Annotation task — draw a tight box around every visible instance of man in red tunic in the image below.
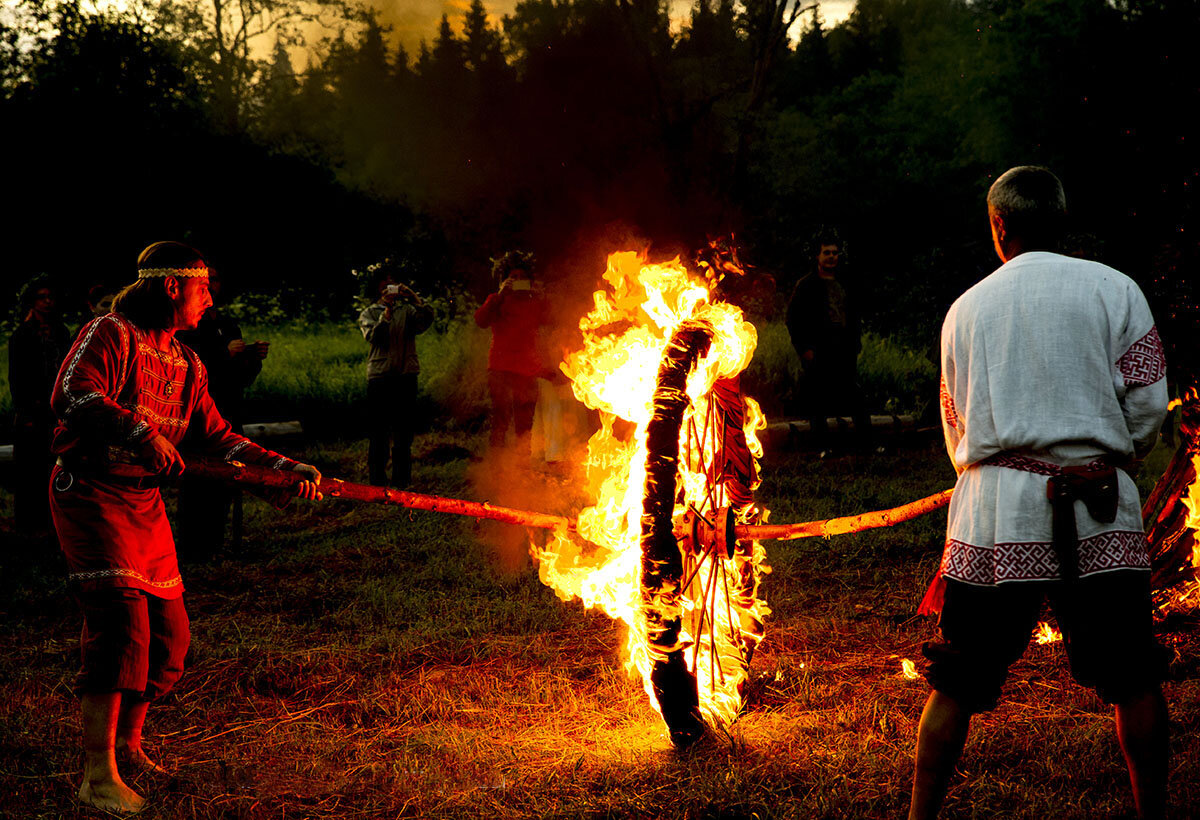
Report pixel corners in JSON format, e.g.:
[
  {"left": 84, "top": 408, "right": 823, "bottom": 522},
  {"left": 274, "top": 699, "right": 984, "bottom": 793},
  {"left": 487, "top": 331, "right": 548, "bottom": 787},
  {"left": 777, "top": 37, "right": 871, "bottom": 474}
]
[{"left": 49, "top": 241, "right": 322, "bottom": 814}]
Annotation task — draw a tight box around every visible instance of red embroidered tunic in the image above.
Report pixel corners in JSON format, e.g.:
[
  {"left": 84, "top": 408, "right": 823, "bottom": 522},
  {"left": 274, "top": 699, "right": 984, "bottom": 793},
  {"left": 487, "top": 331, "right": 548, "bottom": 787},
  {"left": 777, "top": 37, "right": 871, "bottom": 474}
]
[{"left": 49, "top": 313, "right": 295, "bottom": 598}]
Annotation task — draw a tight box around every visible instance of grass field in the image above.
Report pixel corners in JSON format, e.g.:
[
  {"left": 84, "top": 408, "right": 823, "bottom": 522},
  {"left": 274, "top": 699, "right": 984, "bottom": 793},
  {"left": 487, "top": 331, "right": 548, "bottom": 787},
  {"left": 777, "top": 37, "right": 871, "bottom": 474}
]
[{"left": 2, "top": 430, "right": 1198, "bottom": 819}]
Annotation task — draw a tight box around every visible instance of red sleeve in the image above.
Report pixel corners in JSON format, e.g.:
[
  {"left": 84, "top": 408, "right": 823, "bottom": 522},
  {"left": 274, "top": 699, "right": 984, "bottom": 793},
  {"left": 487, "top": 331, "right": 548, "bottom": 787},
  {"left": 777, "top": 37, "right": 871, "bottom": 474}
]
[
  {"left": 474, "top": 292, "right": 504, "bottom": 328},
  {"left": 51, "top": 315, "right": 157, "bottom": 445},
  {"left": 185, "top": 349, "right": 296, "bottom": 471}
]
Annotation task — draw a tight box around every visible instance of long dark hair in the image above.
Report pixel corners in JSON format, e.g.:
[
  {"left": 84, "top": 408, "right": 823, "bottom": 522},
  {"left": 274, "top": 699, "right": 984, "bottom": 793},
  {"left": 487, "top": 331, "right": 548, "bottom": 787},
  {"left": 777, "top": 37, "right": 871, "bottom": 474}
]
[{"left": 111, "top": 241, "right": 206, "bottom": 329}]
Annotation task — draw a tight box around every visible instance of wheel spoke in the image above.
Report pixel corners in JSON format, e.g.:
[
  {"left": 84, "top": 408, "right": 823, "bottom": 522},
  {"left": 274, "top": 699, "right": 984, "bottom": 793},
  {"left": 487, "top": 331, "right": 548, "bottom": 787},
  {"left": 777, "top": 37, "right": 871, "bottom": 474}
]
[
  {"left": 693, "top": 540, "right": 724, "bottom": 680},
  {"left": 708, "top": 556, "right": 725, "bottom": 686},
  {"left": 721, "top": 554, "right": 746, "bottom": 666},
  {"left": 678, "top": 535, "right": 719, "bottom": 597}
]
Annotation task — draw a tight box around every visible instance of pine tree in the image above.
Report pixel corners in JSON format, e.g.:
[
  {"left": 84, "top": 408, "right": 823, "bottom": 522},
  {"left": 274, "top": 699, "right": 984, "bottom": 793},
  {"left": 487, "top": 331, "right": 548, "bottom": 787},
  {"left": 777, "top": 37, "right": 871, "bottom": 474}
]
[{"left": 462, "top": 0, "right": 502, "bottom": 72}]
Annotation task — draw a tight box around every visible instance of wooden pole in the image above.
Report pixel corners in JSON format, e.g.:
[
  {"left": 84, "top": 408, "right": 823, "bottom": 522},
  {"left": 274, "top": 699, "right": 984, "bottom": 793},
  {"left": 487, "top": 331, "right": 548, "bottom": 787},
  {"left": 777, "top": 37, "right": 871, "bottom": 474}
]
[
  {"left": 182, "top": 459, "right": 573, "bottom": 531},
  {"left": 183, "top": 460, "right": 953, "bottom": 543},
  {"left": 736, "top": 488, "right": 954, "bottom": 541}
]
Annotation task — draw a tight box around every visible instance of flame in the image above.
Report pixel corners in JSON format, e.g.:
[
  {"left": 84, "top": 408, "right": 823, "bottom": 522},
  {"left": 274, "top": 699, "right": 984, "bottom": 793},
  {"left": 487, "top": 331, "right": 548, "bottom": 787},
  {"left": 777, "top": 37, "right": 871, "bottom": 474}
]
[
  {"left": 900, "top": 658, "right": 920, "bottom": 680},
  {"left": 533, "top": 251, "right": 770, "bottom": 733},
  {"left": 1186, "top": 456, "right": 1200, "bottom": 581},
  {"left": 1174, "top": 387, "right": 1200, "bottom": 598},
  {"left": 1033, "top": 621, "right": 1062, "bottom": 645}
]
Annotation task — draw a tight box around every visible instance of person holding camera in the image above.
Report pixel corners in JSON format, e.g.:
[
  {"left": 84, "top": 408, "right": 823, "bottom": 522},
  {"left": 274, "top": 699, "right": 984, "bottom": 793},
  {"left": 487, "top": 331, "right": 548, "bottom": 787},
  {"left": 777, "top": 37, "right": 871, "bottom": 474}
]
[
  {"left": 359, "top": 266, "right": 433, "bottom": 488},
  {"left": 474, "top": 250, "right": 547, "bottom": 456}
]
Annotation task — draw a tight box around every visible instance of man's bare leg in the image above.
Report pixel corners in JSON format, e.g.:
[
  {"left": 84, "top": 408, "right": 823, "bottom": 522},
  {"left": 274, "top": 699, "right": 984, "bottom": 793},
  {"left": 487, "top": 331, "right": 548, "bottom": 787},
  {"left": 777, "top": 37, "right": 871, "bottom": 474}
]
[
  {"left": 1116, "top": 686, "right": 1169, "bottom": 820},
  {"left": 79, "top": 691, "right": 144, "bottom": 813},
  {"left": 116, "top": 697, "right": 166, "bottom": 774},
  {"left": 909, "top": 690, "right": 971, "bottom": 820}
]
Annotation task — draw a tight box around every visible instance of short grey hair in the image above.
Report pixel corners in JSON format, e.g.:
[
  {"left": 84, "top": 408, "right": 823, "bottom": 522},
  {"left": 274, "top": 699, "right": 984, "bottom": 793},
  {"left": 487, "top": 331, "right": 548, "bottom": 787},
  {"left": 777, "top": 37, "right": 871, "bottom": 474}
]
[{"left": 987, "top": 166, "right": 1067, "bottom": 244}]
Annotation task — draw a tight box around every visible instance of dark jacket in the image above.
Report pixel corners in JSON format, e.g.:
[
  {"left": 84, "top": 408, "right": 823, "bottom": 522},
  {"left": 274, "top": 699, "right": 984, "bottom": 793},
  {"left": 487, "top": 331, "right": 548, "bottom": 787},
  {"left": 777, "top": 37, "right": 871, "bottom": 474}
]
[{"left": 786, "top": 272, "right": 862, "bottom": 360}]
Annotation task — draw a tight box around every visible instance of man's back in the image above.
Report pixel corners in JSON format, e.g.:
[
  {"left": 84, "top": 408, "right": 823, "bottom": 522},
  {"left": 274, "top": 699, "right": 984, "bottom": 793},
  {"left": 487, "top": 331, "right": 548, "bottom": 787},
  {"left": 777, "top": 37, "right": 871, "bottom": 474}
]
[{"left": 942, "top": 251, "right": 1164, "bottom": 469}]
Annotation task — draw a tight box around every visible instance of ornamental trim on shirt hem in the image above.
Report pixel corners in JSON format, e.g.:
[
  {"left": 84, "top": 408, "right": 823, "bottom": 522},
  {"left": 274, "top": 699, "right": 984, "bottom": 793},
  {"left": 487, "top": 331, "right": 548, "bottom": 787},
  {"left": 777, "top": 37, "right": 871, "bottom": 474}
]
[
  {"left": 69, "top": 568, "right": 183, "bottom": 589},
  {"left": 941, "top": 530, "right": 1149, "bottom": 584}
]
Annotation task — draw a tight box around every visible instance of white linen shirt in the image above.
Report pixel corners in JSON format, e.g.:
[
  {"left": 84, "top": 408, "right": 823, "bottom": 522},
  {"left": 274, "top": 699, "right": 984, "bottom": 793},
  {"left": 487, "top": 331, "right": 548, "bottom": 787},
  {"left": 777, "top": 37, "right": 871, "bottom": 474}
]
[{"left": 939, "top": 251, "right": 1168, "bottom": 585}]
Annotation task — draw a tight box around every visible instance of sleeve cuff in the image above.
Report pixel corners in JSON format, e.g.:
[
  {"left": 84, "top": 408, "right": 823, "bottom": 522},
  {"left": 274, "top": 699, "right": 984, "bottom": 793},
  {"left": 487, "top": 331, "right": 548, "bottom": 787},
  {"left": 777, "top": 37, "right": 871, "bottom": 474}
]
[{"left": 128, "top": 421, "right": 157, "bottom": 444}]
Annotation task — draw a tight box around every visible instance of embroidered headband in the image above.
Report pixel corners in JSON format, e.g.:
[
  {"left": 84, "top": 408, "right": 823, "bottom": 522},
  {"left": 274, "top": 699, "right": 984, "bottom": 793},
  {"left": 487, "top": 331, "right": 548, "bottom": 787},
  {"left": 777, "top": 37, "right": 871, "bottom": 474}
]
[{"left": 137, "top": 267, "right": 209, "bottom": 279}]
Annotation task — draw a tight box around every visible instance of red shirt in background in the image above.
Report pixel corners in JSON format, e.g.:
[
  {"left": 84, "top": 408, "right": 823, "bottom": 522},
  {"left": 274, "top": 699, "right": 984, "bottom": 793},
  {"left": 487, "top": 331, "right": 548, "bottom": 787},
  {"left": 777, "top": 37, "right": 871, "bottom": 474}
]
[{"left": 474, "top": 289, "right": 547, "bottom": 377}]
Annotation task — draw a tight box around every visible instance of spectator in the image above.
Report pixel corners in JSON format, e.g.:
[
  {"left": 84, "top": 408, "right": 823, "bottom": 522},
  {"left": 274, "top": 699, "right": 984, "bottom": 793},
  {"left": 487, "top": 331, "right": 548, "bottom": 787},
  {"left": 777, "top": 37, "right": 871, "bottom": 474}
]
[
  {"left": 785, "top": 231, "right": 873, "bottom": 454},
  {"left": 358, "top": 264, "right": 433, "bottom": 488},
  {"left": 8, "top": 275, "right": 72, "bottom": 533},
  {"left": 175, "top": 266, "right": 268, "bottom": 561},
  {"left": 474, "top": 251, "right": 547, "bottom": 456}
]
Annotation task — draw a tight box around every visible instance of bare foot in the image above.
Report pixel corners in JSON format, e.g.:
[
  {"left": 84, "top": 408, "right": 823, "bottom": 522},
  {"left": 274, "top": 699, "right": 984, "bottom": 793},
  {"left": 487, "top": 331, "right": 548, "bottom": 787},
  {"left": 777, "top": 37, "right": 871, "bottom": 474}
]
[
  {"left": 116, "top": 740, "right": 167, "bottom": 774},
  {"left": 78, "top": 776, "right": 145, "bottom": 814}
]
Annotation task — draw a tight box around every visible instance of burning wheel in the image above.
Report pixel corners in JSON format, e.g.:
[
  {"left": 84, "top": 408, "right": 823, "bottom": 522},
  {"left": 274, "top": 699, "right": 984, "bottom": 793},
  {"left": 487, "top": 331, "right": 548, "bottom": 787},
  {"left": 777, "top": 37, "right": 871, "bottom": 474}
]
[{"left": 640, "top": 322, "right": 768, "bottom": 747}]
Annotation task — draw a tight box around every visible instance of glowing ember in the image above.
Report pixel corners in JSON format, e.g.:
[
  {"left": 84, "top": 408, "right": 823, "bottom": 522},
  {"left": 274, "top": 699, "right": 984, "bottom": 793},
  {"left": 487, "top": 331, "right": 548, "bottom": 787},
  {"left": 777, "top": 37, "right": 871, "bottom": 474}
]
[
  {"left": 533, "top": 251, "right": 769, "bottom": 734},
  {"left": 900, "top": 658, "right": 920, "bottom": 680},
  {"left": 1033, "top": 621, "right": 1062, "bottom": 645}
]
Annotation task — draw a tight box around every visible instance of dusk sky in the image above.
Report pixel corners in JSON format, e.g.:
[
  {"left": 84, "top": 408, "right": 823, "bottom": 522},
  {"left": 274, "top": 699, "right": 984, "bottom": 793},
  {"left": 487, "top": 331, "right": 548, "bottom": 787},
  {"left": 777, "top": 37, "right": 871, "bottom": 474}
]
[
  {"left": 371, "top": 0, "right": 857, "bottom": 55},
  {"left": 57, "top": 1, "right": 859, "bottom": 61}
]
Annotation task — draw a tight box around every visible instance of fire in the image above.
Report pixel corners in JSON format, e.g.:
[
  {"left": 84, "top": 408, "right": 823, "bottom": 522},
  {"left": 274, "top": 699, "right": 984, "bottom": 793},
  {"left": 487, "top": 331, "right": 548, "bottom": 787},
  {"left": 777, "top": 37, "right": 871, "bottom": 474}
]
[
  {"left": 900, "top": 658, "right": 920, "bottom": 680},
  {"left": 1186, "top": 459, "right": 1200, "bottom": 583},
  {"left": 1173, "top": 387, "right": 1200, "bottom": 600},
  {"left": 1033, "top": 621, "right": 1062, "bottom": 645},
  {"left": 533, "top": 251, "right": 770, "bottom": 735}
]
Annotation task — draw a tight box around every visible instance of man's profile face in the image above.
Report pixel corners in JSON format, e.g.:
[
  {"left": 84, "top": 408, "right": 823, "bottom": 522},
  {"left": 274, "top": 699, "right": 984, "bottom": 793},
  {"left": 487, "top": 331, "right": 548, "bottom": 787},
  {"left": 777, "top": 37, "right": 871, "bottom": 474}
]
[
  {"left": 174, "top": 275, "right": 213, "bottom": 331},
  {"left": 817, "top": 244, "right": 840, "bottom": 275}
]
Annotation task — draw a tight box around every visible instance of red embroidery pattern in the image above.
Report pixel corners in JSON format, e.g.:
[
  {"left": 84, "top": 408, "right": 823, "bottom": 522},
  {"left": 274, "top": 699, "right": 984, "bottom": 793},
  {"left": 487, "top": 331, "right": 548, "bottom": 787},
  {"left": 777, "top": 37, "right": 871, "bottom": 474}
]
[
  {"left": 1117, "top": 326, "right": 1166, "bottom": 387},
  {"left": 941, "top": 530, "right": 1148, "bottom": 584},
  {"left": 940, "top": 375, "right": 958, "bottom": 430}
]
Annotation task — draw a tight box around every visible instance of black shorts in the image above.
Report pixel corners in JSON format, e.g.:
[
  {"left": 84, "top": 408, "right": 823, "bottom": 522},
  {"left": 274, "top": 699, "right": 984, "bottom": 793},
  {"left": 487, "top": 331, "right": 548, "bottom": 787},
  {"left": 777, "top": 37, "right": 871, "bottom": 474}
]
[{"left": 923, "top": 571, "right": 1167, "bottom": 712}]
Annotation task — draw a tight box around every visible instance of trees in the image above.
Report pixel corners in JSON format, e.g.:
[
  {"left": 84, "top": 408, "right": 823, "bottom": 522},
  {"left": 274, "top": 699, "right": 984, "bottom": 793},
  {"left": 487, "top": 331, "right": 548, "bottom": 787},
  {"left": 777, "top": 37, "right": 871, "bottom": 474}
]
[
  {"left": 146, "top": 0, "right": 362, "bottom": 132},
  {"left": 4, "top": 0, "right": 1197, "bottom": 339}
]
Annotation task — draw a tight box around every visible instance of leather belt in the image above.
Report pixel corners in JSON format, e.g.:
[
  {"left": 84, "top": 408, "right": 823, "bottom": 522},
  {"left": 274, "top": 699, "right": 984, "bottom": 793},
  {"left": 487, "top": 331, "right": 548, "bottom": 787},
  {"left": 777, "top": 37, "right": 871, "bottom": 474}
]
[
  {"left": 54, "top": 457, "right": 164, "bottom": 490},
  {"left": 982, "top": 452, "right": 1118, "bottom": 581}
]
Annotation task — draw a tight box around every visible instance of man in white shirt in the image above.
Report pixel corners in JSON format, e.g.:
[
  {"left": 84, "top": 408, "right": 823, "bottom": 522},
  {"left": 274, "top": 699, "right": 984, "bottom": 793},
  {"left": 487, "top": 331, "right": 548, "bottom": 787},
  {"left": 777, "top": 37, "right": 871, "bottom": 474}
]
[{"left": 909, "top": 167, "right": 1170, "bottom": 820}]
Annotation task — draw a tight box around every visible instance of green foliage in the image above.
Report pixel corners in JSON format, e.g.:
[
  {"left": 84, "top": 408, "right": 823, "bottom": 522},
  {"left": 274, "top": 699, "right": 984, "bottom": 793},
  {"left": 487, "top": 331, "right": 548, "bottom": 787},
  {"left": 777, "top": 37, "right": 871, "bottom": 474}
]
[
  {"left": 0, "top": 340, "right": 10, "bottom": 429},
  {"left": 237, "top": 315, "right": 491, "bottom": 434},
  {"left": 242, "top": 322, "right": 365, "bottom": 422},
  {"left": 746, "top": 322, "right": 936, "bottom": 418},
  {"left": 858, "top": 332, "right": 937, "bottom": 417}
]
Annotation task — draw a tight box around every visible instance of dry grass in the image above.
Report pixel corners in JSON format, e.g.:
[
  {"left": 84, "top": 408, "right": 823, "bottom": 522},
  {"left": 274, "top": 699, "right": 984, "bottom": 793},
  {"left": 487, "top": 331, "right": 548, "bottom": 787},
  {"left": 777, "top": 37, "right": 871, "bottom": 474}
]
[{"left": 2, "top": 434, "right": 1199, "bottom": 819}]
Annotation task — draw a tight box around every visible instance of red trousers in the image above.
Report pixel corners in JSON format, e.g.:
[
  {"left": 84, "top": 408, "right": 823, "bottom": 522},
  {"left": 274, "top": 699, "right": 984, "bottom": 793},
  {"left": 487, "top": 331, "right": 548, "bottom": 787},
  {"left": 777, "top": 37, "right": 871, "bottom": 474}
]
[{"left": 73, "top": 587, "right": 190, "bottom": 701}]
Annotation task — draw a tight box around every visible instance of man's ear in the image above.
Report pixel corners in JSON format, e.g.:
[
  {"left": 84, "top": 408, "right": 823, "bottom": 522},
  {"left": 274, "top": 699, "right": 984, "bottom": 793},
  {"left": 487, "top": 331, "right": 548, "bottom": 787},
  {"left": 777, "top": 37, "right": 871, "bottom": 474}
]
[
  {"left": 990, "top": 211, "right": 1006, "bottom": 243},
  {"left": 164, "top": 275, "right": 180, "bottom": 299}
]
